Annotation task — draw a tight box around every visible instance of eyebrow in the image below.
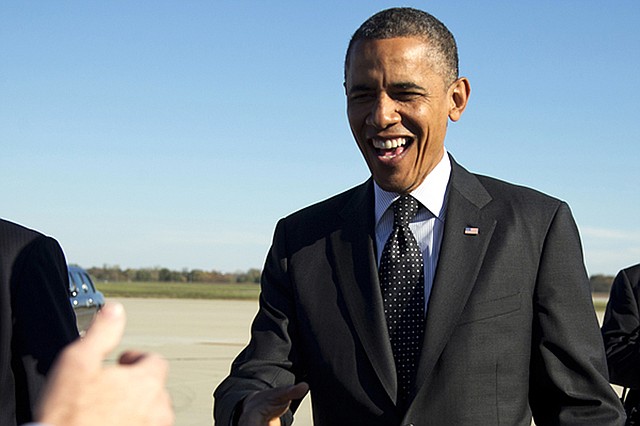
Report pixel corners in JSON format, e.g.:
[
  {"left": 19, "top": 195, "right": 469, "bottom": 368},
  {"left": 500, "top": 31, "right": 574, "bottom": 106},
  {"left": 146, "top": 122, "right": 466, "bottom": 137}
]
[
  {"left": 347, "top": 82, "right": 426, "bottom": 93},
  {"left": 391, "top": 82, "right": 426, "bottom": 91}
]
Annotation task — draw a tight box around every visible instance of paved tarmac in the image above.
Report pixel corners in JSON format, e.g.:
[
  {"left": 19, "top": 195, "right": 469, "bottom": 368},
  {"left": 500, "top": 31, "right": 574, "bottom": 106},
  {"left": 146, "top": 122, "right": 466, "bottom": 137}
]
[
  {"left": 107, "top": 298, "right": 615, "bottom": 426},
  {"left": 107, "top": 298, "right": 313, "bottom": 426}
]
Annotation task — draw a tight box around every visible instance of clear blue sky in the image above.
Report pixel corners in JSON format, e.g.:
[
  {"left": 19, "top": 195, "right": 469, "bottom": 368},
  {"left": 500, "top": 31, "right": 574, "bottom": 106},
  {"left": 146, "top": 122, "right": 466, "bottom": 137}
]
[{"left": 2, "top": 1, "right": 639, "bottom": 275}]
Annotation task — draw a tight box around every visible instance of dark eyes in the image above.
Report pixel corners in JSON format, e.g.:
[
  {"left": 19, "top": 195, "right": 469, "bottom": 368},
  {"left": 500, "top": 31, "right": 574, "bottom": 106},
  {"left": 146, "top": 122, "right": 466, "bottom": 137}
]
[
  {"left": 394, "top": 92, "right": 422, "bottom": 101},
  {"left": 348, "top": 92, "right": 376, "bottom": 103},
  {"left": 348, "top": 91, "right": 422, "bottom": 103}
]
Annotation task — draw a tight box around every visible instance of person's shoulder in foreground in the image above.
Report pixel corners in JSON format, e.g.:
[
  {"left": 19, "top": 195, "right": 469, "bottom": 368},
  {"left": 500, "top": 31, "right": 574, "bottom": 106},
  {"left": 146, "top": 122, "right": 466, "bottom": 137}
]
[{"left": 0, "top": 218, "right": 78, "bottom": 425}]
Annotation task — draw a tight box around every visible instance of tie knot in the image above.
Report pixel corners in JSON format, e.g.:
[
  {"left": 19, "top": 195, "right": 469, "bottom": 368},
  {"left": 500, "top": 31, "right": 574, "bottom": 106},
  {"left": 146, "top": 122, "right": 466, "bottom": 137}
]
[{"left": 393, "top": 195, "right": 419, "bottom": 227}]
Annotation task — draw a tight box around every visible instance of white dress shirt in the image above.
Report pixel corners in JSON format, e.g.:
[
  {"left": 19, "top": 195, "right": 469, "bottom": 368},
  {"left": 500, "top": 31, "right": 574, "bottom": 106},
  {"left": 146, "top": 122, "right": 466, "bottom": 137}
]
[{"left": 374, "top": 150, "right": 450, "bottom": 312}]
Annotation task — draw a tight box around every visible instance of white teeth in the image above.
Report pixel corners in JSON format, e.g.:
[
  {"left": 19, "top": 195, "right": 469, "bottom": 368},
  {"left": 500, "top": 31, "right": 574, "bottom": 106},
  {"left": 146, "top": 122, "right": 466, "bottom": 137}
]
[{"left": 372, "top": 137, "right": 408, "bottom": 149}]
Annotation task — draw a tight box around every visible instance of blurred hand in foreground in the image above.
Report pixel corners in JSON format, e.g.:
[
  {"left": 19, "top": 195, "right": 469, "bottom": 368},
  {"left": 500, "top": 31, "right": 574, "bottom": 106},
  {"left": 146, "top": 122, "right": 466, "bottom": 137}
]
[{"left": 35, "top": 302, "right": 174, "bottom": 426}]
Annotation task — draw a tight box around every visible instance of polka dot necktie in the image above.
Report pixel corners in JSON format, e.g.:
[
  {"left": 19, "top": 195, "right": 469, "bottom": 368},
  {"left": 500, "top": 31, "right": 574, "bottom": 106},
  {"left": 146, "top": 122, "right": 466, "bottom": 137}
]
[{"left": 379, "top": 194, "right": 425, "bottom": 406}]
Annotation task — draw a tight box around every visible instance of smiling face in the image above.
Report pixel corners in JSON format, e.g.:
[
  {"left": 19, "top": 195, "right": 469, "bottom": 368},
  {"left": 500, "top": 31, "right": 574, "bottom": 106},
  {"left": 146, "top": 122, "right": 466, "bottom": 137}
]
[{"left": 345, "top": 37, "right": 469, "bottom": 194}]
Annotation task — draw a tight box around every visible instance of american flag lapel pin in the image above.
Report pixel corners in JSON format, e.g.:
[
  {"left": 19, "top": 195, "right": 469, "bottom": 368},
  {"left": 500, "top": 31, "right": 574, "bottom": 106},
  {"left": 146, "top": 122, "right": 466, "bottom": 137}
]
[{"left": 464, "top": 226, "right": 479, "bottom": 236}]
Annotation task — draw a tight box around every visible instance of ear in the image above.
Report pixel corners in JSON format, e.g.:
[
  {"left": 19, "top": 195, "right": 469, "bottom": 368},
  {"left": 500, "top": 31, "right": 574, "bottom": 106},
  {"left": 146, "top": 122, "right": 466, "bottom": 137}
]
[{"left": 448, "top": 77, "right": 470, "bottom": 122}]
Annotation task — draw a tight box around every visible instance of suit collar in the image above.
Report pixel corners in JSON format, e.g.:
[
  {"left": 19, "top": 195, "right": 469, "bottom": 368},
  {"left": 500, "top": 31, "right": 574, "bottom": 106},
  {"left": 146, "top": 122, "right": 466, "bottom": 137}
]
[
  {"left": 412, "top": 156, "right": 497, "bottom": 401},
  {"left": 446, "top": 154, "right": 492, "bottom": 209},
  {"left": 373, "top": 150, "right": 451, "bottom": 224}
]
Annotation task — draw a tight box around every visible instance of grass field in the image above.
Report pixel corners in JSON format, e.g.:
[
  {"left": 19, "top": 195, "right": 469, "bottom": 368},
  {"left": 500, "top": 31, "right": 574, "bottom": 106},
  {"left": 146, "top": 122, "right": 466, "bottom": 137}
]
[
  {"left": 96, "top": 281, "right": 261, "bottom": 300},
  {"left": 96, "top": 281, "right": 609, "bottom": 312},
  {"left": 593, "top": 299, "right": 607, "bottom": 312}
]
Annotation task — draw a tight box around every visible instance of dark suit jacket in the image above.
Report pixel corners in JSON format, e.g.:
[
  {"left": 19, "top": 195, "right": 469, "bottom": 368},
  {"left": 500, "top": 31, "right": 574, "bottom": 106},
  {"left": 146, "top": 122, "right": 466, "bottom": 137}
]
[
  {"left": 0, "top": 219, "right": 78, "bottom": 426},
  {"left": 214, "top": 158, "right": 624, "bottom": 425},
  {"left": 602, "top": 264, "right": 640, "bottom": 387},
  {"left": 602, "top": 264, "right": 640, "bottom": 421}
]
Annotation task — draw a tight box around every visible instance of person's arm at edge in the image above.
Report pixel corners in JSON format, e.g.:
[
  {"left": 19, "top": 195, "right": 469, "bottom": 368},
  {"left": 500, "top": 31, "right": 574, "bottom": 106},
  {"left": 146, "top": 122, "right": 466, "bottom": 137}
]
[
  {"left": 602, "top": 267, "right": 640, "bottom": 387},
  {"left": 214, "top": 219, "right": 309, "bottom": 426},
  {"left": 13, "top": 235, "right": 78, "bottom": 420}
]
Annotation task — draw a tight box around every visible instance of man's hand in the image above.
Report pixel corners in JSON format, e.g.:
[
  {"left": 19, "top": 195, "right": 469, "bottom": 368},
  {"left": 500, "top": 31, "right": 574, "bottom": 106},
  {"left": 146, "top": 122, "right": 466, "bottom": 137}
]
[
  {"left": 238, "top": 382, "right": 309, "bottom": 426},
  {"left": 35, "top": 302, "right": 174, "bottom": 426}
]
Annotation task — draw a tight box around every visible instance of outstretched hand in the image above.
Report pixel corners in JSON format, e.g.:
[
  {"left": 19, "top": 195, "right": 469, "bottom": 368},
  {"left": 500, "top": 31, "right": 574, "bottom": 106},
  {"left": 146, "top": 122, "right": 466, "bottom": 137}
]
[
  {"left": 238, "top": 382, "right": 309, "bottom": 426},
  {"left": 35, "top": 302, "right": 174, "bottom": 426}
]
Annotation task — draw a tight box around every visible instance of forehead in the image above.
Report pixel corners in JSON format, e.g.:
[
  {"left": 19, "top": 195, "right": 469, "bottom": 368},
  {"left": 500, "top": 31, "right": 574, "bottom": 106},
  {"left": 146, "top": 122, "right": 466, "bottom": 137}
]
[{"left": 346, "top": 37, "right": 441, "bottom": 85}]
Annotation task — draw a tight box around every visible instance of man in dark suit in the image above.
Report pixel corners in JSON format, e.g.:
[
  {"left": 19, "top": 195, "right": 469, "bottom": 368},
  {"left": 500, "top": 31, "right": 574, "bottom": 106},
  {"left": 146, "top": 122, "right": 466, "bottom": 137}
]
[
  {"left": 0, "top": 218, "right": 78, "bottom": 425},
  {"left": 214, "top": 7, "right": 624, "bottom": 425},
  {"left": 602, "top": 263, "right": 640, "bottom": 421}
]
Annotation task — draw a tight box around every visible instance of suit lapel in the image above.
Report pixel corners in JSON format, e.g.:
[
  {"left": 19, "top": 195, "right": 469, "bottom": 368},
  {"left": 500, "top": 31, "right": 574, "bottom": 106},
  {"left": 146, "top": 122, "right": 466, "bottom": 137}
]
[
  {"left": 413, "top": 159, "right": 497, "bottom": 397},
  {"left": 329, "top": 179, "right": 398, "bottom": 403},
  {"left": 328, "top": 161, "right": 499, "bottom": 407}
]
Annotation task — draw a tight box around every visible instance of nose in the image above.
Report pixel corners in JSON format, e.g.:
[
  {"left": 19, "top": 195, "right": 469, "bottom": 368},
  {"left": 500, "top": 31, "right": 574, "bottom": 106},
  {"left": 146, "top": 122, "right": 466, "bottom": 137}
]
[{"left": 365, "top": 94, "right": 400, "bottom": 129}]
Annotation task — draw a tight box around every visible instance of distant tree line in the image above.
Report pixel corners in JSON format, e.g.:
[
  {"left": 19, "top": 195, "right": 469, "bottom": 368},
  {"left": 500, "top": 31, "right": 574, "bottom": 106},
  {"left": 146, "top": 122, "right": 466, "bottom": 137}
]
[
  {"left": 86, "top": 264, "right": 615, "bottom": 293},
  {"left": 87, "top": 265, "right": 261, "bottom": 284},
  {"left": 590, "top": 274, "right": 616, "bottom": 294}
]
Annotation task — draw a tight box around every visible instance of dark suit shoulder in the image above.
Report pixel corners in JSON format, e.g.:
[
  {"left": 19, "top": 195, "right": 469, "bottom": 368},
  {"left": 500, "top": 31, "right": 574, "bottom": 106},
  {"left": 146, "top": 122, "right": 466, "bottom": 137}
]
[
  {"left": 470, "top": 173, "right": 570, "bottom": 232},
  {"left": 449, "top": 159, "right": 570, "bottom": 234},
  {"left": 0, "top": 218, "right": 46, "bottom": 252},
  {"left": 619, "top": 263, "right": 640, "bottom": 286},
  {"left": 449, "top": 158, "right": 565, "bottom": 216},
  {"left": 282, "top": 181, "right": 370, "bottom": 227},
  {"left": 474, "top": 174, "right": 562, "bottom": 207},
  {"left": 0, "top": 219, "right": 65, "bottom": 282},
  {"left": 268, "top": 181, "right": 372, "bottom": 254}
]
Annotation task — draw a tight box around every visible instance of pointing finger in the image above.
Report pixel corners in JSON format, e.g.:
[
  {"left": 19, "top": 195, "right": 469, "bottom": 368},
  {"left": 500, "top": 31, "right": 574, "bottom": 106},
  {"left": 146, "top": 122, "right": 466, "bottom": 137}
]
[{"left": 76, "top": 302, "right": 126, "bottom": 364}]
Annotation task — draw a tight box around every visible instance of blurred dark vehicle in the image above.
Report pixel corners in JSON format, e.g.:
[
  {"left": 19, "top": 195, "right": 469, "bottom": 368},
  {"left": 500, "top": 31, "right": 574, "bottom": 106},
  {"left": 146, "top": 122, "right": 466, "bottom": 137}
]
[{"left": 68, "top": 265, "right": 105, "bottom": 333}]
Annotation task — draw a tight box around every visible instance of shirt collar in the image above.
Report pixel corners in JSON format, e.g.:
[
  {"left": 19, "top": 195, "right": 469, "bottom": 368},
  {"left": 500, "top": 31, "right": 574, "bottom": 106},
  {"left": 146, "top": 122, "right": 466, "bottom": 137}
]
[{"left": 374, "top": 149, "right": 451, "bottom": 224}]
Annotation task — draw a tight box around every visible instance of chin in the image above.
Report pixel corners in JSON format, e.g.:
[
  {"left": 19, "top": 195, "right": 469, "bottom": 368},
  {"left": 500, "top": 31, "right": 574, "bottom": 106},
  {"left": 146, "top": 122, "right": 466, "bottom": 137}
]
[{"left": 374, "top": 179, "right": 409, "bottom": 194}]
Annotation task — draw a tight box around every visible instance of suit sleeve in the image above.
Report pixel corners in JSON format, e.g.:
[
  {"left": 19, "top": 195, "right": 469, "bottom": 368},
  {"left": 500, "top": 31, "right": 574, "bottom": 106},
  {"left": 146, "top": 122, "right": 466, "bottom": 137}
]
[
  {"left": 602, "top": 267, "right": 640, "bottom": 388},
  {"left": 528, "top": 203, "right": 625, "bottom": 426},
  {"left": 11, "top": 235, "right": 79, "bottom": 422},
  {"left": 214, "top": 219, "right": 304, "bottom": 426}
]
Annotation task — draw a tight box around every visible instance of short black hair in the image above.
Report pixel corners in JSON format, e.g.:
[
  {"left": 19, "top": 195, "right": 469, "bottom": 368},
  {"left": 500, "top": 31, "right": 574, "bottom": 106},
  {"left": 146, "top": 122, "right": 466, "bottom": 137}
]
[{"left": 345, "top": 7, "right": 459, "bottom": 85}]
